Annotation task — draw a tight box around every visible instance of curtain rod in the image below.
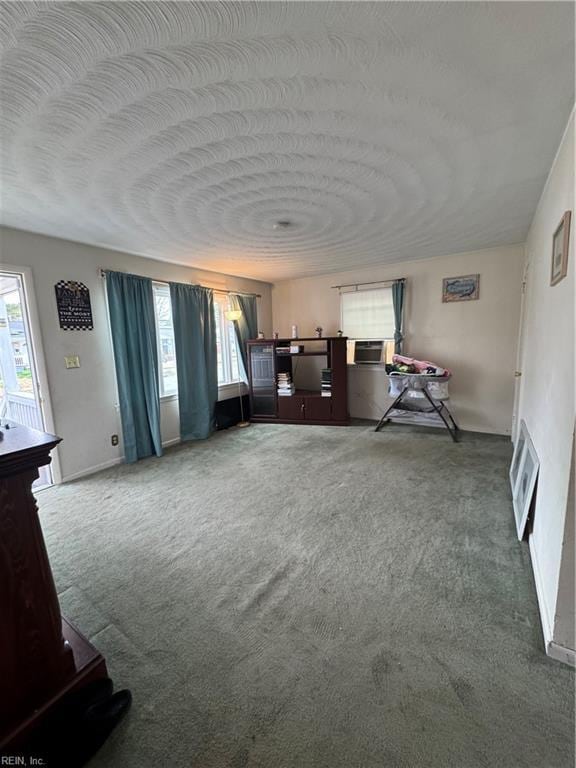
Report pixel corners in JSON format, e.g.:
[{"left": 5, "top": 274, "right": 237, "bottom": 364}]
[
  {"left": 331, "top": 277, "right": 406, "bottom": 290},
  {"left": 100, "top": 269, "right": 261, "bottom": 298}
]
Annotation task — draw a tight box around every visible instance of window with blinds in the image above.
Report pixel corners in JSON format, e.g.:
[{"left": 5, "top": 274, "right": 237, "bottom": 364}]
[{"left": 340, "top": 287, "right": 395, "bottom": 339}]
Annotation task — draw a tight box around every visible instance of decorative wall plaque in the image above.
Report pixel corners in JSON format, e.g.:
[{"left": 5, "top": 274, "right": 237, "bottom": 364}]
[
  {"left": 54, "top": 280, "right": 93, "bottom": 330},
  {"left": 442, "top": 274, "right": 480, "bottom": 303}
]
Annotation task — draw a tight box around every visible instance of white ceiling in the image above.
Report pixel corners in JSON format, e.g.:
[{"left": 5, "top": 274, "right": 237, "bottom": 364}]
[{"left": 0, "top": 2, "right": 573, "bottom": 282}]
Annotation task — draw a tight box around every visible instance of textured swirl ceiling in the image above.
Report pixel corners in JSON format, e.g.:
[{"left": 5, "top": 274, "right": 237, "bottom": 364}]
[{"left": 0, "top": 2, "right": 574, "bottom": 281}]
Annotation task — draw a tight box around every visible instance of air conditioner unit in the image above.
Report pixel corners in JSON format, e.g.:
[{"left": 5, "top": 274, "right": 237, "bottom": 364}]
[{"left": 353, "top": 340, "right": 384, "bottom": 364}]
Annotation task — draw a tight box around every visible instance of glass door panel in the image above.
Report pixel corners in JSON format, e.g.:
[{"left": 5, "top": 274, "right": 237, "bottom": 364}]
[
  {"left": 0, "top": 272, "right": 52, "bottom": 487},
  {"left": 249, "top": 344, "right": 276, "bottom": 416}
]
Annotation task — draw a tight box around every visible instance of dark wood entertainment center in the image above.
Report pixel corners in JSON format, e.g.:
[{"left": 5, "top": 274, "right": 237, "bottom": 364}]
[{"left": 247, "top": 336, "right": 349, "bottom": 425}]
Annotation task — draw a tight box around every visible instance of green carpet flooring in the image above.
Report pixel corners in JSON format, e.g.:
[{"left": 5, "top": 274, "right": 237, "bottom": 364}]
[{"left": 37, "top": 423, "right": 574, "bottom": 767}]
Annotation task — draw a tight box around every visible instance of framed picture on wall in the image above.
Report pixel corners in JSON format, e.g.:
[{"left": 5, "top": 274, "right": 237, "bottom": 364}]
[
  {"left": 550, "top": 211, "right": 571, "bottom": 286},
  {"left": 442, "top": 274, "right": 480, "bottom": 302}
]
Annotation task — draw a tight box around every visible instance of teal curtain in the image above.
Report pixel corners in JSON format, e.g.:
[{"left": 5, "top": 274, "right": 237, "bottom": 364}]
[
  {"left": 392, "top": 279, "right": 405, "bottom": 354},
  {"left": 106, "top": 271, "right": 162, "bottom": 463},
  {"left": 230, "top": 293, "right": 257, "bottom": 382},
  {"left": 169, "top": 283, "right": 218, "bottom": 441}
]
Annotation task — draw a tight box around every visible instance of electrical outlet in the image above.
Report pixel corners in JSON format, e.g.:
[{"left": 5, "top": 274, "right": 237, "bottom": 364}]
[
  {"left": 64, "top": 355, "right": 80, "bottom": 369},
  {"left": 111, "top": 434, "right": 119, "bottom": 446}
]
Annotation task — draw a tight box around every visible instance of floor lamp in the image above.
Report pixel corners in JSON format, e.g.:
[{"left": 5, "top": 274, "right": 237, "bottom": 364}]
[{"left": 225, "top": 308, "right": 250, "bottom": 428}]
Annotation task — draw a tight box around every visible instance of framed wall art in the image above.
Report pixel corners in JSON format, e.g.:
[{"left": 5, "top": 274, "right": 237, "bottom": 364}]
[
  {"left": 509, "top": 420, "right": 539, "bottom": 541},
  {"left": 509, "top": 424, "right": 527, "bottom": 494},
  {"left": 551, "top": 211, "right": 571, "bottom": 286},
  {"left": 442, "top": 274, "right": 480, "bottom": 303}
]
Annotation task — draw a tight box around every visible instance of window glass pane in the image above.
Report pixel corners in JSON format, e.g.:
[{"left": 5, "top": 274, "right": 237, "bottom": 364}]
[
  {"left": 214, "top": 300, "right": 225, "bottom": 384},
  {"left": 228, "top": 322, "right": 241, "bottom": 382},
  {"left": 214, "top": 295, "right": 242, "bottom": 385},
  {"left": 153, "top": 284, "right": 177, "bottom": 396},
  {"left": 0, "top": 287, "right": 33, "bottom": 396},
  {"left": 341, "top": 287, "right": 395, "bottom": 339}
]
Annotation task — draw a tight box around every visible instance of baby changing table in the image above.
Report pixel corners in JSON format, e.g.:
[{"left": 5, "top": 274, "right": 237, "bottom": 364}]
[{"left": 374, "top": 373, "right": 460, "bottom": 442}]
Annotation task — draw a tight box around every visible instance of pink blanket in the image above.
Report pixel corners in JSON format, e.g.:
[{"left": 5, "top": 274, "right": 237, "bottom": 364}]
[{"left": 392, "top": 354, "right": 451, "bottom": 377}]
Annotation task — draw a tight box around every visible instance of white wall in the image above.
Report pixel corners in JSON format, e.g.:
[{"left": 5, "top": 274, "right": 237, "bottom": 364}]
[
  {"left": 554, "top": 433, "right": 575, "bottom": 653},
  {"left": 0, "top": 227, "right": 272, "bottom": 481},
  {"left": 272, "top": 244, "right": 525, "bottom": 435},
  {"left": 515, "top": 111, "right": 575, "bottom": 660}
]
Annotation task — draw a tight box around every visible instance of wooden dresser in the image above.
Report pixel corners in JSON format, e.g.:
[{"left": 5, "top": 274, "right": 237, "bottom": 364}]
[{"left": 0, "top": 423, "right": 108, "bottom": 750}]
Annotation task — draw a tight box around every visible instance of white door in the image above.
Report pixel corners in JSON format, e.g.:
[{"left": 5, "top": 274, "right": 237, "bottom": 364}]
[{"left": 0, "top": 271, "right": 53, "bottom": 487}]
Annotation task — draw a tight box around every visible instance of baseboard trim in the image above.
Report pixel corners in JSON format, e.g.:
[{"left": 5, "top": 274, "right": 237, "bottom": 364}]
[
  {"left": 61, "top": 457, "right": 123, "bottom": 483},
  {"left": 529, "top": 534, "right": 554, "bottom": 646},
  {"left": 61, "top": 437, "right": 182, "bottom": 483},
  {"left": 161, "top": 437, "right": 181, "bottom": 449},
  {"left": 528, "top": 535, "right": 575, "bottom": 667},
  {"left": 547, "top": 641, "right": 576, "bottom": 667}
]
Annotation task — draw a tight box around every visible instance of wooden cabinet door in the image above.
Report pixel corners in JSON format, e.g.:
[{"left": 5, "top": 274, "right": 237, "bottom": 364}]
[
  {"left": 249, "top": 344, "right": 276, "bottom": 416},
  {"left": 278, "top": 396, "right": 305, "bottom": 420},
  {"left": 304, "top": 397, "right": 332, "bottom": 421}
]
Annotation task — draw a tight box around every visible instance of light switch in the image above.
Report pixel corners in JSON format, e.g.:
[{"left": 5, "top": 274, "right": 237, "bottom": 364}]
[{"left": 64, "top": 355, "right": 80, "bottom": 369}]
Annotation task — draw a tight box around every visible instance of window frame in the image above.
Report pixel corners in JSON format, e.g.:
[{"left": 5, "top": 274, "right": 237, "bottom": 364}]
[{"left": 213, "top": 292, "right": 243, "bottom": 387}]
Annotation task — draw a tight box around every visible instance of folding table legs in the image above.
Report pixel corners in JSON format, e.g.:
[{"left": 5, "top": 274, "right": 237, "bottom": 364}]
[
  {"left": 421, "top": 388, "right": 460, "bottom": 442},
  {"left": 374, "top": 387, "right": 408, "bottom": 432},
  {"left": 374, "top": 385, "right": 460, "bottom": 442}
]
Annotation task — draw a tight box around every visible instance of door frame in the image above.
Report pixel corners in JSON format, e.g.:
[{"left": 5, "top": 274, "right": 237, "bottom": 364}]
[
  {"left": 0, "top": 263, "right": 62, "bottom": 484},
  {"left": 511, "top": 251, "right": 530, "bottom": 443}
]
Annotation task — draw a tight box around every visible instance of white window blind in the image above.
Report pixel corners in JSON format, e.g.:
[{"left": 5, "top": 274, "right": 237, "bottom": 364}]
[{"left": 341, "top": 287, "right": 395, "bottom": 339}]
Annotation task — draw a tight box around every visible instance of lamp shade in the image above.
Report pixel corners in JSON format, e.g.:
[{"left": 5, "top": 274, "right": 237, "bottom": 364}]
[{"left": 225, "top": 308, "right": 242, "bottom": 322}]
